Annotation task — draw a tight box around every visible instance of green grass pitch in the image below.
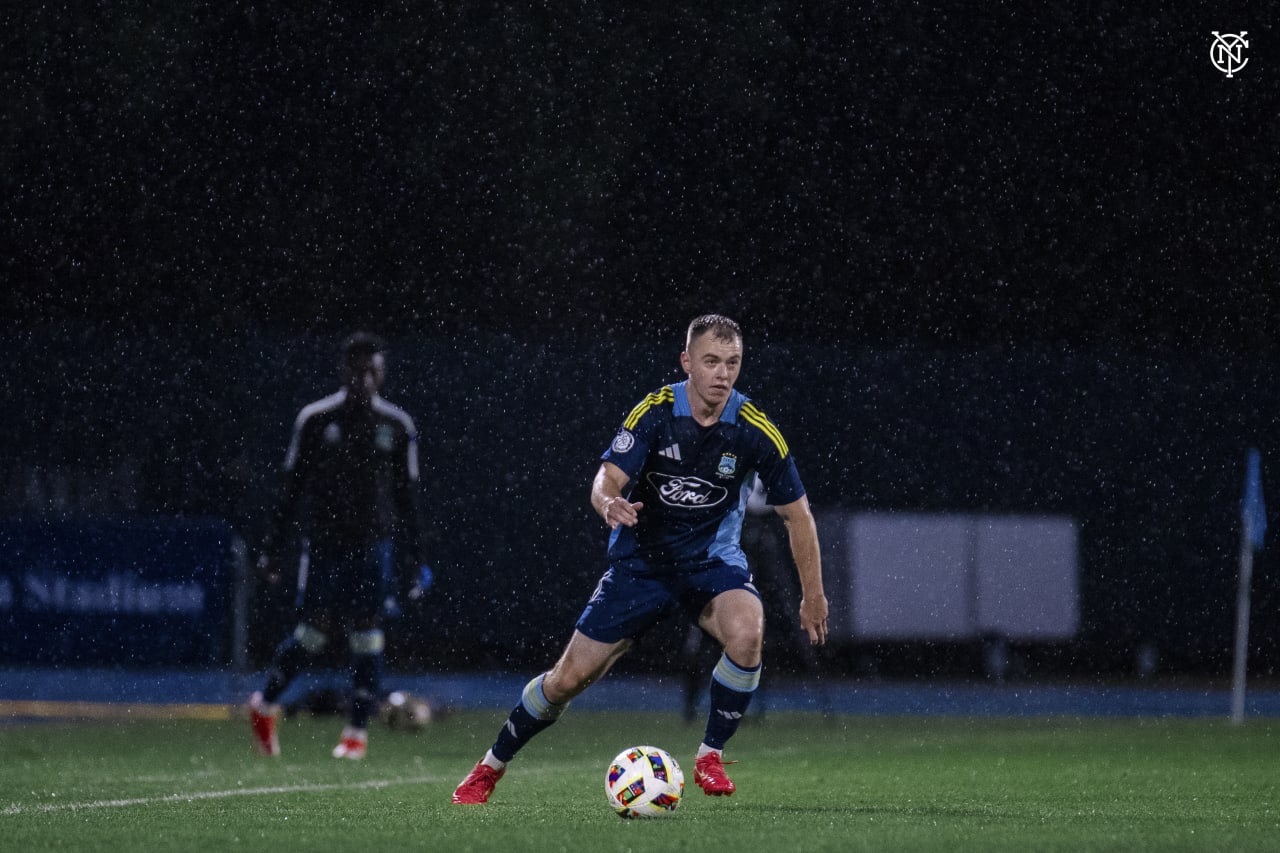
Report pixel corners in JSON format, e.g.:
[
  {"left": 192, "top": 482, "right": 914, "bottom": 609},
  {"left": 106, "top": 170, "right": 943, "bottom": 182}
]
[{"left": 3, "top": 709, "right": 1278, "bottom": 852}]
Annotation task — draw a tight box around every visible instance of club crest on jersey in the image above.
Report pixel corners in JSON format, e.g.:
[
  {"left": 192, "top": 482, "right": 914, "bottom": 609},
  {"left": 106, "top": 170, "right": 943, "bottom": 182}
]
[
  {"left": 646, "top": 473, "right": 728, "bottom": 509},
  {"left": 375, "top": 424, "right": 395, "bottom": 452},
  {"left": 611, "top": 429, "right": 636, "bottom": 454},
  {"left": 716, "top": 454, "right": 738, "bottom": 478}
]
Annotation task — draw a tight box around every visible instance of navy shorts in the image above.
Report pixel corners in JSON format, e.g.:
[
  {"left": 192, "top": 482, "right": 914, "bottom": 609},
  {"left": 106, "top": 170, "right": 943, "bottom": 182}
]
[
  {"left": 575, "top": 559, "right": 761, "bottom": 644},
  {"left": 295, "top": 539, "right": 391, "bottom": 626}
]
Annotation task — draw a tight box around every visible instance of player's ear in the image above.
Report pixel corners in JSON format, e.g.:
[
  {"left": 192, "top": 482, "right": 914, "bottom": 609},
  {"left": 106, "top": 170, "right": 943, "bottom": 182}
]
[{"left": 679, "top": 350, "right": 692, "bottom": 375}]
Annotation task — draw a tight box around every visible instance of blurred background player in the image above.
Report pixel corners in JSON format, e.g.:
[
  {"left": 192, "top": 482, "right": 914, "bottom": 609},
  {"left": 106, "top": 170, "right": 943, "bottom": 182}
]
[
  {"left": 249, "top": 331, "right": 431, "bottom": 759},
  {"left": 452, "top": 313, "right": 828, "bottom": 804}
]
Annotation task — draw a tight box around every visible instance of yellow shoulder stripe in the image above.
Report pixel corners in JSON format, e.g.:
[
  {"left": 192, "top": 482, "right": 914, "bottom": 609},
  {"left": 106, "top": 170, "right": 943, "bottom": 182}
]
[
  {"left": 623, "top": 386, "right": 674, "bottom": 430},
  {"left": 739, "top": 402, "right": 789, "bottom": 457}
]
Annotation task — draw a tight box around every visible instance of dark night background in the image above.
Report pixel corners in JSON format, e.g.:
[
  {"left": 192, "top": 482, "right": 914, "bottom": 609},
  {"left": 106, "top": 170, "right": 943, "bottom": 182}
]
[{"left": 3, "top": 3, "right": 1279, "bottom": 681}]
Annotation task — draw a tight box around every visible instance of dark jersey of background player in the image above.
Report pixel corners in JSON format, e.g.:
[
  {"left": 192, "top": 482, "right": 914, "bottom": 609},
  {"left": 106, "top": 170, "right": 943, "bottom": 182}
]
[
  {"left": 263, "top": 370, "right": 424, "bottom": 568},
  {"left": 249, "top": 331, "right": 427, "bottom": 761}
]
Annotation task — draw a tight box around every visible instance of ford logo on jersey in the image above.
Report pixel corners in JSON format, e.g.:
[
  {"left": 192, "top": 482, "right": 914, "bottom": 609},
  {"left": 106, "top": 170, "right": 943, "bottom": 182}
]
[{"left": 646, "top": 473, "right": 729, "bottom": 508}]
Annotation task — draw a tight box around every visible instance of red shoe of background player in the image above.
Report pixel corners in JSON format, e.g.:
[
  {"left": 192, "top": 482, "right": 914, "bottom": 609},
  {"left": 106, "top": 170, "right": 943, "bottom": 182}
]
[
  {"left": 248, "top": 692, "right": 280, "bottom": 757},
  {"left": 332, "top": 727, "right": 367, "bottom": 760}
]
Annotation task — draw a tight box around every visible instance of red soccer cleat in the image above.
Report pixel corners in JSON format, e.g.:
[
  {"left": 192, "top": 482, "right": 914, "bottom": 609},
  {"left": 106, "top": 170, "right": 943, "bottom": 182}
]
[
  {"left": 248, "top": 693, "right": 280, "bottom": 757},
  {"left": 451, "top": 761, "right": 505, "bottom": 804},
  {"left": 693, "top": 752, "right": 737, "bottom": 796},
  {"left": 332, "top": 727, "right": 367, "bottom": 760}
]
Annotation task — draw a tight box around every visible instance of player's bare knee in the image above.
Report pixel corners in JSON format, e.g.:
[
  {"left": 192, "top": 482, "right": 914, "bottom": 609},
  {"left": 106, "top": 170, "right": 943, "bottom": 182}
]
[
  {"left": 704, "top": 610, "right": 763, "bottom": 651},
  {"left": 544, "top": 665, "right": 594, "bottom": 701},
  {"left": 717, "top": 617, "right": 763, "bottom": 661},
  {"left": 723, "top": 638, "right": 763, "bottom": 668}
]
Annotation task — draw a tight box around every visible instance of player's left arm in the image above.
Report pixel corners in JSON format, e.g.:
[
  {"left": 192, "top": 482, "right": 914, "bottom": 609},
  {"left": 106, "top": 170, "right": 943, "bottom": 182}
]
[
  {"left": 392, "top": 420, "right": 431, "bottom": 598},
  {"left": 772, "top": 495, "right": 828, "bottom": 646}
]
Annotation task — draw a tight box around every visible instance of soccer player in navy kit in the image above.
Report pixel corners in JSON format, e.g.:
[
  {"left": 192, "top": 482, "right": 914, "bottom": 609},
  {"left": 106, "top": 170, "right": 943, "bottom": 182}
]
[
  {"left": 453, "top": 314, "right": 828, "bottom": 804},
  {"left": 249, "top": 332, "right": 430, "bottom": 760}
]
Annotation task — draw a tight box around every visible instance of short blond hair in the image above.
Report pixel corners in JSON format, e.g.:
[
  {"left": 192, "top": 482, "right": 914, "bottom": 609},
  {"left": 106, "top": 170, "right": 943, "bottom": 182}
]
[{"left": 685, "top": 314, "right": 742, "bottom": 350}]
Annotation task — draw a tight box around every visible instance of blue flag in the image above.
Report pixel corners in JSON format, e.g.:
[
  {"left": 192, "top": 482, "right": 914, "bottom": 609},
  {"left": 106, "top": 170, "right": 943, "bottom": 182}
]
[{"left": 1243, "top": 448, "right": 1266, "bottom": 551}]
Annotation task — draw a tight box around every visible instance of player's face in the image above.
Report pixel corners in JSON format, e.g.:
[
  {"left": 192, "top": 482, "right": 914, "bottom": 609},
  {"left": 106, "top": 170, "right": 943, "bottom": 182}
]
[
  {"left": 345, "top": 352, "right": 386, "bottom": 403},
  {"left": 681, "top": 332, "right": 742, "bottom": 414}
]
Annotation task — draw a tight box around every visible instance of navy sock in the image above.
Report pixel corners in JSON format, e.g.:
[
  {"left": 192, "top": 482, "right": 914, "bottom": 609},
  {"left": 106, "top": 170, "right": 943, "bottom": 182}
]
[
  {"left": 350, "top": 652, "right": 383, "bottom": 729},
  {"left": 491, "top": 675, "right": 569, "bottom": 763},
  {"left": 262, "top": 638, "right": 308, "bottom": 704},
  {"left": 702, "top": 654, "right": 760, "bottom": 751}
]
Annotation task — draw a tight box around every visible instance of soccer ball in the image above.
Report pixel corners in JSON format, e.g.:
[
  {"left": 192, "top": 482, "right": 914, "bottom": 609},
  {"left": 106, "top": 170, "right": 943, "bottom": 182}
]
[
  {"left": 605, "top": 745, "right": 684, "bottom": 818},
  {"left": 380, "top": 691, "right": 432, "bottom": 731}
]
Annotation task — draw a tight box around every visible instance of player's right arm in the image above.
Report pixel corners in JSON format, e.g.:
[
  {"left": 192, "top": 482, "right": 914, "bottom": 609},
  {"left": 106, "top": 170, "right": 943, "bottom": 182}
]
[
  {"left": 592, "top": 462, "right": 642, "bottom": 530},
  {"left": 595, "top": 388, "right": 668, "bottom": 530},
  {"left": 257, "top": 410, "right": 311, "bottom": 580}
]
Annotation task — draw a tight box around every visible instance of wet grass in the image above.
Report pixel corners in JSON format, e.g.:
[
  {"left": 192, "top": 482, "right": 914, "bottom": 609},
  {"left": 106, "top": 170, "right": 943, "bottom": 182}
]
[{"left": 2, "top": 710, "right": 1278, "bottom": 851}]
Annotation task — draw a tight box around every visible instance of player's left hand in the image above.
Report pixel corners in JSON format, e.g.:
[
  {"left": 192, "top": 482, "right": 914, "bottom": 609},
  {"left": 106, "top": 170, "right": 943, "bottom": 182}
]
[{"left": 800, "top": 595, "right": 829, "bottom": 646}]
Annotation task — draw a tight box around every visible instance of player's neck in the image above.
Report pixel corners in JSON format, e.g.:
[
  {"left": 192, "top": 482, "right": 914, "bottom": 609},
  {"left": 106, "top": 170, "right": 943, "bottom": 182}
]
[{"left": 690, "top": 399, "right": 726, "bottom": 426}]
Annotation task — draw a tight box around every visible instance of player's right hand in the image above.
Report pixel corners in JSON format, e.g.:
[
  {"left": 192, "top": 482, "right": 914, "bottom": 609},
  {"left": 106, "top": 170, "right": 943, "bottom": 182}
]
[
  {"left": 603, "top": 497, "right": 643, "bottom": 529},
  {"left": 255, "top": 553, "right": 281, "bottom": 586}
]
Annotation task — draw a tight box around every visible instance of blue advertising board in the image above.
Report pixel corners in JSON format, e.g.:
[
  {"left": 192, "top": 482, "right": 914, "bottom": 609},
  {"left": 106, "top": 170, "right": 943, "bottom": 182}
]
[{"left": 0, "top": 516, "right": 240, "bottom": 667}]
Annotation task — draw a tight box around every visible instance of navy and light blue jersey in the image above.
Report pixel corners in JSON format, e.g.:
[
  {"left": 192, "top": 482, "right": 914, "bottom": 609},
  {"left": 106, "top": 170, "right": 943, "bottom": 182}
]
[{"left": 600, "top": 381, "right": 805, "bottom": 574}]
